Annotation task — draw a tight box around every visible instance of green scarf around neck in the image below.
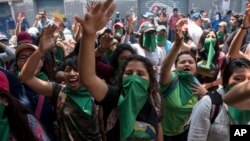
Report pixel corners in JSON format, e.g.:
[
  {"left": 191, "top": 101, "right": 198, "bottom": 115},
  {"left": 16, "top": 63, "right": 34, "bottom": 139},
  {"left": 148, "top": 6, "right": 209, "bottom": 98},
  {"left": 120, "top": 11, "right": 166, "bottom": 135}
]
[
  {"left": 225, "top": 84, "right": 250, "bottom": 124},
  {"left": 118, "top": 75, "right": 149, "bottom": 141},
  {"left": 0, "top": 104, "right": 9, "bottom": 141},
  {"left": 231, "top": 25, "right": 237, "bottom": 32},
  {"left": 203, "top": 38, "right": 216, "bottom": 69},
  {"left": 16, "top": 70, "right": 49, "bottom": 81},
  {"left": 65, "top": 86, "right": 92, "bottom": 118},
  {"left": 175, "top": 71, "right": 199, "bottom": 105},
  {"left": 142, "top": 33, "right": 156, "bottom": 52},
  {"left": 156, "top": 35, "right": 166, "bottom": 46}
]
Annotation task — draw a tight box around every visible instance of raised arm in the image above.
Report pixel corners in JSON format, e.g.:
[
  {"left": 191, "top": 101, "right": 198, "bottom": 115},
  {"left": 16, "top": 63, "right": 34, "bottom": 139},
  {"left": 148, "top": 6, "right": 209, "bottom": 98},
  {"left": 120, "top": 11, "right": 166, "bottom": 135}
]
[
  {"left": 19, "top": 25, "right": 57, "bottom": 97},
  {"left": 227, "top": 3, "right": 250, "bottom": 60},
  {"left": 160, "top": 18, "right": 188, "bottom": 85},
  {"left": 223, "top": 81, "right": 250, "bottom": 110},
  {"left": 76, "top": 0, "right": 116, "bottom": 102}
]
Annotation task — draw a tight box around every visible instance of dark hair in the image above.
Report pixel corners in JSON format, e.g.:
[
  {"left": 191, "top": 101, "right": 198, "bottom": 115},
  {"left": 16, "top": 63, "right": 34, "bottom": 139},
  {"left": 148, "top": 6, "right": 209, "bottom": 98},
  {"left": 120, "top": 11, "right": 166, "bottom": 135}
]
[
  {"left": 231, "top": 14, "right": 243, "bottom": 27},
  {"left": 215, "top": 12, "right": 221, "bottom": 20},
  {"left": 111, "top": 44, "right": 136, "bottom": 70},
  {"left": 174, "top": 50, "right": 197, "bottom": 67},
  {"left": 173, "top": 8, "right": 178, "bottom": 12},
  {"left": 222, "top": 58, "right": 250, "bottom": 87},
  {"left": 61, "top": 54, "right": 78, "bottom": 71},
  {"left": 197, "top": 30, "right": 220, "bottom": 64},
  {"left": 117, "top": 55, "right": 161, "bottom": 116},
  {"left": 0, "top": 91, "right": 37, "bottom": 141}
]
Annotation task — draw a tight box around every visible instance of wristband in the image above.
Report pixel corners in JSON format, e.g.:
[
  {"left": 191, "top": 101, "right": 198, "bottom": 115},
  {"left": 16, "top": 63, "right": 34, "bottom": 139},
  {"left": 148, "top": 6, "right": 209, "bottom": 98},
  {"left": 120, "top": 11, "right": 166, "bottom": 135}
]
[{"left": 241, "top": 26, "right": 248, "bottom": 29}]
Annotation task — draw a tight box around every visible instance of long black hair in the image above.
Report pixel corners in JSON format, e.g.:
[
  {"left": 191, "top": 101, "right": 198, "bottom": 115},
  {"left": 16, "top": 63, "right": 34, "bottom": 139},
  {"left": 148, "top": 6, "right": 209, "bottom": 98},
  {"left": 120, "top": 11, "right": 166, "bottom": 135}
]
[{"left": 1, "top": 91, "right": 37, "bottom": 141}]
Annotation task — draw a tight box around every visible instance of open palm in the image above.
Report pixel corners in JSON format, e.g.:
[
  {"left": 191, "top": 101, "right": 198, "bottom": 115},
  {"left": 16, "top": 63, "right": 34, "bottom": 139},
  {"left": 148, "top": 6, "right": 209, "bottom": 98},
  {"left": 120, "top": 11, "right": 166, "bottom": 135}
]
[
  {"left": 39, "top": 25, "right": 57, "bottom": 53},
  {"left": 75, "top": 0, "right": 116, "bottom": 35}
]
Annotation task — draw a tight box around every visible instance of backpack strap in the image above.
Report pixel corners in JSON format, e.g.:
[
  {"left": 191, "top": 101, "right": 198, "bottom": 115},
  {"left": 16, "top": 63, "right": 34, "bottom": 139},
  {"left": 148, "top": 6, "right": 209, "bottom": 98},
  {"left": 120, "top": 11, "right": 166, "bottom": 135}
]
[{"left": 208, "top": 90, "right": 223, "bottom": 124}]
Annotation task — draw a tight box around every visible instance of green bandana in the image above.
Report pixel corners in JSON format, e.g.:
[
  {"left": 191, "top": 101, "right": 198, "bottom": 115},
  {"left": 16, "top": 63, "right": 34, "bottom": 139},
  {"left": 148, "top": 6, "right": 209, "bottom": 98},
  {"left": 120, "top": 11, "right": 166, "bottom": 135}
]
[
  {"left": 35, "top": 72, "right": 49, "bottom": 81},
  {"left": 156, "top": 35, "right": 166, "bottom": 46},
  {"left": 175, "top": 71, "right": 199, "bottom": 105},
  {"left": 225, "top": 84, "right": 250, "bottom": 124},
  {"left": 105, "top": 49, "right": 113, "bottom": 60},
  {"left": 142, "top": 33, "right": 156, "bottom": 52},
  {"left": 118, "top": 75, "right": 149, "bottom": 141},
  {"left": 202, "top": 38, "right": 216, "bottom": 69},
  {"left": 0, "top": 104, "right": 9, "bottom": 141},
  {"left": 65, "top": 86, "right": 92, "bottom": 118},
  {"left": 217, "top": 31, "right": 224, "bottom": 40},
  {"left": 115, "top": 29, "right": 123, "bottom": 36}
]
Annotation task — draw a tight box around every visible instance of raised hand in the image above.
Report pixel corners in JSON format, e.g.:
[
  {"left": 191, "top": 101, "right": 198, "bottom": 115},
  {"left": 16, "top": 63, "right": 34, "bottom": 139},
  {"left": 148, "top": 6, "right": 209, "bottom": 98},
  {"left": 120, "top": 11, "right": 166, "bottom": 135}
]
[
  {"left": 99, "top": 33, "right": 113, "bottom": 51},
  {"left": 175, "top": 18, "right": 188, "bottom": 46},
  {"left": 75, "top": 0, "right": 116, "bottom": 36},
  {"left": 39, "top": 25, "right": 57, "bottom": 54},
  {"left": 242, "top": 2, "right": 250, "bottom": 28}
]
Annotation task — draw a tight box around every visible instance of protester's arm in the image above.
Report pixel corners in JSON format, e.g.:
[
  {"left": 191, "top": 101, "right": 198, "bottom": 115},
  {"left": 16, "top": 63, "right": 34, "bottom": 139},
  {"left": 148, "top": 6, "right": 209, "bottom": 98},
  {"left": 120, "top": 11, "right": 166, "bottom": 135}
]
[
  {"left": 156, "top": 123, "right": 163, "bottom": 141},
  {"left": 76, "top": 0, "right": 116, "bottom": 102},
  {"left": 15, "top": 14, "right": 24, "bottom": 36},
  {"left": 33, "top": 15, "right": 40, "bottom": 27},
  {"left": 160, "top": 18, "right": 188, "bottom": 85},
  {"left": 19, "top": 25, "right": 57, "bottom": 97},
  {"left": 223, "top": 81, "right": 250, "bottom": 110},
  {"left": 226, "top": 3, "right": 250, "bottom": 60},
  {"left": 0, "top": 42, "right": 15, "bottom": 62}
]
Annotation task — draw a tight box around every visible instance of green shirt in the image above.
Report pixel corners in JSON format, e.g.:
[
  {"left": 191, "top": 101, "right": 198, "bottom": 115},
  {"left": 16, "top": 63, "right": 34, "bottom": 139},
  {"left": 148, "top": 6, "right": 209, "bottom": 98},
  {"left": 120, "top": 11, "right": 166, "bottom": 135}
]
[{"left": 161, "top": 71, "right": 198, "bottom": 136}]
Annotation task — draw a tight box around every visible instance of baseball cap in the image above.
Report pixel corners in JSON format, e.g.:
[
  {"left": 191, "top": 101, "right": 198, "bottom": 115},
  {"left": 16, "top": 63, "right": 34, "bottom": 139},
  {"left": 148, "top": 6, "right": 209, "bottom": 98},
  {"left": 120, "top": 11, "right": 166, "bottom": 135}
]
[
  {"left": 0, "top": 71, "right": 9, "bottom": 93},
  {"left": 0, "top": 34, "right": 8, "bottom": 41},
  {"left": 191, "top": 12, "right": 202, "bottom": 20},
  {"left": 96, "top": 27, "right": 113, "bottom": 36},
  {"left": 17, "top": 32, "right": 32, "bottom": 44},
  {"left": 156, "top": 25, "right": 167, "bottom": 32},
  {"left": 15, "top": 43, "right": 38, "bottom": 56},
  {"left": 218, "top": 21, "right": 227, "bottom": 27},
  {"left": 138, "top": 22, "right": 156, "bottom": 33}
]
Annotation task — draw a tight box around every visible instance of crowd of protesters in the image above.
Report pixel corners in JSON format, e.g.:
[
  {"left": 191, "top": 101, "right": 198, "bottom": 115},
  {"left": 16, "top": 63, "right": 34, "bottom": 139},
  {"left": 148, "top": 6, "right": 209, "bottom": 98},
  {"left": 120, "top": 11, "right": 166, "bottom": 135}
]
[{"left": 1, "top": 0, "right": 250, "bottom": 141}]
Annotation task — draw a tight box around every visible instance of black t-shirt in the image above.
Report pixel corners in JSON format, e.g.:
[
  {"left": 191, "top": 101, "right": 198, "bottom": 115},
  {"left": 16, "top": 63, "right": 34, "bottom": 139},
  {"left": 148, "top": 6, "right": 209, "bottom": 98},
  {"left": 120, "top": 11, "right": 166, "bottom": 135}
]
[{"left": 96, "top": 85, "right": 159, "bottom": 141}]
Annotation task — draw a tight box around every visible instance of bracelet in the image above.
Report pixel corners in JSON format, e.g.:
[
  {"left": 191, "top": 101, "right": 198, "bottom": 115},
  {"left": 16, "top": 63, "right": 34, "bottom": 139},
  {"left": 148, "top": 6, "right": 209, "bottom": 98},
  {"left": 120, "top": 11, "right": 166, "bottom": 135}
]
[
  {"left": 240, "top": 26, "right": 248, "bottom": 29},
  {"left": 97, "top": 47, "right": 106, "bottom": 53}
]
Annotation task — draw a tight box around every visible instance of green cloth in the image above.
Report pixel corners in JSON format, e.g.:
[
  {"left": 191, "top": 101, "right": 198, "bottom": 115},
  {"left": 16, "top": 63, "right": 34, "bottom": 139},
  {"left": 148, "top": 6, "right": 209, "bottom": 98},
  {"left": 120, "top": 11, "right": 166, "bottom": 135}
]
[
  {"left": 225, "top": 84, "right": 250, "bottom": 124},
  {"left": 161, "top": 71, "right": 198, "bottom": 136},
  {"left": 142, "top": 33, "right": 156, "bottom": 52},
  {"left": 118, "top": 75, "right": 149, "bottom": 141},
  {"left": 0, "top": 104, "right": 9, "bottom": 141},
  {"left": 156, "top": 35, "right": 166, "bottom": 46},
  {"left": 202, "top": 38, "right": 216, "bottom": 69},
  {"left": 35, "top": 72, "right": 49, "bottom": 81},
  {"left": 65, "top": 86, "right": 92, "bottom": 118},
  {"left": 231, "top": 25, "right": 237, "bottom": 32},
  {"left": 115, "top": 29, "right": 123, "bottom": 36},
  {"left": 217, "top": 31, "right": 224, "bottom": 40},
  {"left": 56, "top": 46, "right": 64, "bottom": 64},
  {"left": 105, "top": 49, "right": 113, "bottom": 61}
]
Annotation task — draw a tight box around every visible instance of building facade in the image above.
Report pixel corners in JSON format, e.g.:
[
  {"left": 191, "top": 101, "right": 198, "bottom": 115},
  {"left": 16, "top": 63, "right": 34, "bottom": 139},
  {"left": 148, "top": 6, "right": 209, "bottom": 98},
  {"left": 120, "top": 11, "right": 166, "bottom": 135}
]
[{"left": 0, "top": 0, "right": 246, "bottom": 34}]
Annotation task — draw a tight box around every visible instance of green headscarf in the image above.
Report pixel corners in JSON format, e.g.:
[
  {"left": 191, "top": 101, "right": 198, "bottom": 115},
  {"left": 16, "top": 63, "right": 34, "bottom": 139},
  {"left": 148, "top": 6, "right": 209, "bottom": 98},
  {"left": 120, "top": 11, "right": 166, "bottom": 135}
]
[
  {"left": 65, "top": 86, "right": 92, "bottom": 118},
  {"left": 142, "top": 33, "right": 156, "bottom": 52},
  {"left": 118, "top": 75, "right": 149, "bottom": 141},
  {"left": 156, "top": 35, "right": 166, "bottom": 46},
  {"left": 0, "top": 104, "right": 9, "bottom": 141},
  {"left": 225, "top": 84, "right": 250, "bottom": 124},
  {"left": 202, "top": 38, "right": 216, "bottom": 69}
]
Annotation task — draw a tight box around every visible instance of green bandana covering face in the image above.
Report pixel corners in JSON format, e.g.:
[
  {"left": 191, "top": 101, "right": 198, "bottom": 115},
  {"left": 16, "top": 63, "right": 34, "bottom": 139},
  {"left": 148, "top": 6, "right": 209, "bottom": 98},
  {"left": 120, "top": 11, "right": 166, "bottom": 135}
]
[
  {"left": 217, "top": 31, "right": 224, "bottom": 40},
  {"left": 65, "top": 86, "right": 93, "bottom": 118},
  {"left": 115, "top": 28, "right": 123, "bottom": 35},
  {"left": 156, "top": 35, "right": 166, "bottom": 46},
  {"left": 202, "top": 38, "right": 216, "bottom": 69},
  {"left": 225, "top": 83, "right": 250, "bottom": 124},
  {"left": 118, "top": 75, "right": 149, "bottom": 141},
  {"left": 142, "top": 33, "right": 157, "bottom": 52},
  {"left": 0, "top": 104, "right": 9, "bottom": 141}
]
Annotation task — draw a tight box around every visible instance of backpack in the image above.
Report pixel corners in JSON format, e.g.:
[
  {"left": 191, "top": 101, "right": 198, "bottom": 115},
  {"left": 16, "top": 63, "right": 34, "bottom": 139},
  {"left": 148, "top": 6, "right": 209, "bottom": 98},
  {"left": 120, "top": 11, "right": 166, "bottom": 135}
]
[{"left": 207, "top": 90, "right": 223, "bottom": 124}]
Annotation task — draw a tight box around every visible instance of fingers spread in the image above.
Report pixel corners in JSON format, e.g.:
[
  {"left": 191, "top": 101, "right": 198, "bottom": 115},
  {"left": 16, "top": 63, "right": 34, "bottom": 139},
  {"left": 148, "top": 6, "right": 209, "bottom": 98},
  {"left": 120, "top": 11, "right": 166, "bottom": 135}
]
[{"left": 106, "top": 3, "right": 116, "bottom": 19}]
